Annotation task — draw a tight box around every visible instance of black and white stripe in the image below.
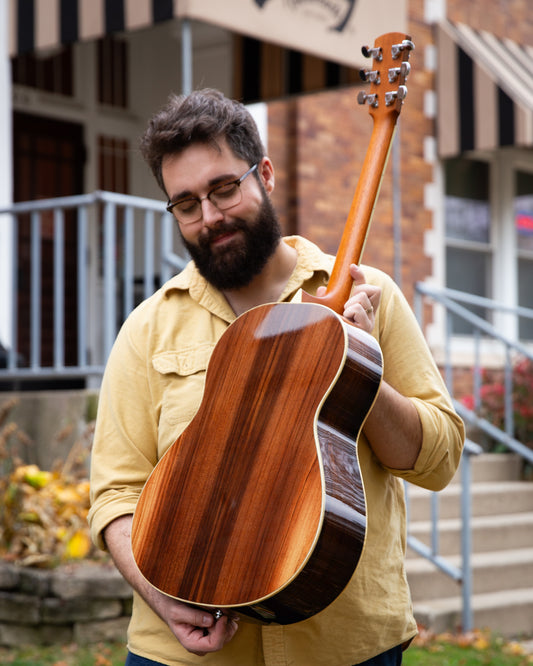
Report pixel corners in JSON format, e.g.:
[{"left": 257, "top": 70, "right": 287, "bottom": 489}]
[
  {"left": 11, "top": 0, "right": 175, "bottom": 55},
  {"left": 437, "top": 20, "right": 533, "bottom": 157}
]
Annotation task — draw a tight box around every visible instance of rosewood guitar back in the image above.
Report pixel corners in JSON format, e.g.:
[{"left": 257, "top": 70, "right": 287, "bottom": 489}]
[{"left": 131, "top": 303, "right": 382, "bottom": 623}]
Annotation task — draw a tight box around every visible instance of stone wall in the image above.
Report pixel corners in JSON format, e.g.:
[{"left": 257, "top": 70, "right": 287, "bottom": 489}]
[{"left": 0, "top": 561, "right": 132, "bottom": 646}]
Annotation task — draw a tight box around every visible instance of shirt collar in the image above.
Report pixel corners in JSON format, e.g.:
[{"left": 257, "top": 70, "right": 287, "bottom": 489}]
[{"left": 161, "top": 235, "right": 333, "bottom": 316}]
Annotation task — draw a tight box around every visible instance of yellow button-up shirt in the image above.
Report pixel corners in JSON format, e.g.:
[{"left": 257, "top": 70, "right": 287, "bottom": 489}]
[{"left": 89, "top": 236, "right": 464, "bottom": 666}]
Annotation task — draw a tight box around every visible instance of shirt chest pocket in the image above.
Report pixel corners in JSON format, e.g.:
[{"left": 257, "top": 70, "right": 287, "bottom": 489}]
[{"left": 152, "top": 344, "right": 215, "bottom": 452}]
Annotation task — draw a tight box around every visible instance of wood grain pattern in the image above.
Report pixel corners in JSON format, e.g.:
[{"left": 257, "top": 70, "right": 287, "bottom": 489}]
[{"left": 132, "top": 303, "right": 382, "bottom": 623}]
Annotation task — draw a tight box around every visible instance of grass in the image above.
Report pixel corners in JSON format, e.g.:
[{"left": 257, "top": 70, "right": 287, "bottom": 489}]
[
  {"left": 404, "top": 629, "right": 533, "bottom": 666},
  {"left": 0, "top": 631, "right": 531, "bottom": 665},
  {"left": 0, "top": 642, "right": 128, "bottom": 666}
]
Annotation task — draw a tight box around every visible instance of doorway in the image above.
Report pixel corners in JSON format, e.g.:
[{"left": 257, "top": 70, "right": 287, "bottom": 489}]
[{"left": 13, "top": 112, "right": 85, "bottom": 372}]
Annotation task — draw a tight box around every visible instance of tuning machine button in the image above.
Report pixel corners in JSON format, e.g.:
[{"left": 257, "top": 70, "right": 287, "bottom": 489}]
[
  {"left": 359, "top": 69, "right": 381, "bottom": 84},
  {"left": 385, "top": 85, "right": 408, "bottom": 106},
  {"left": 361, "top": 45, "right": 382, "bottom": 61},
  {"left": 391, "top": 39, "right": 415, "bottom": 59},
  {"left": 357, "top": 91, "right": 378, "bottom": 107},
  {"left": 388, "top": 61, "right": 411, "bottom": 83}
]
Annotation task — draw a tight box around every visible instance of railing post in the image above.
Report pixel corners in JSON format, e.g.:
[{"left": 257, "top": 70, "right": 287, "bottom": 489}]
[
  {"left": 460, "top": 448, "right": 474, "bottom": 632},
  {"left": 123, "top": 206, "right": 134, "bottom": 318},
  {"left": 9, "top": 215, "right": 18, "bottom": 370},
  {"left": 103, "top": 201, "right": 117, "bottom": 361},
  {"left": 144, "top": 210, "right": 155, "bottom": 301},
  {"left": 54, "top": 208, "right": 65, "bottom": 369},
  {"left": 30, "top": 211, "right": 42, "bottom": 369},
  {"left": 77, "top": 206, "right": 88, "bottom": 367}
]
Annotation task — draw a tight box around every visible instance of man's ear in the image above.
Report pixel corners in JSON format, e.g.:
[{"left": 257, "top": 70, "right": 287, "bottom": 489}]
[{"left": 259, "top": 157, "right": 275, "bottom": 194}]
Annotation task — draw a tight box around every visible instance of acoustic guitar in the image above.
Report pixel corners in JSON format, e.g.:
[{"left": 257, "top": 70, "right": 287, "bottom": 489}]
[{"left": 131, "top": 32, "right": 414, "bottom": 625}]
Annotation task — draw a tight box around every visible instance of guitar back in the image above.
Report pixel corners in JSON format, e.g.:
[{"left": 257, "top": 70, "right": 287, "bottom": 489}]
[{"left": 132, "top": 303, "right": 348, "bottom": 609}]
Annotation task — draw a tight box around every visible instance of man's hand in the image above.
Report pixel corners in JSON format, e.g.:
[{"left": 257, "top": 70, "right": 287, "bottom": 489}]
[
  {"left": 145, "top": 590, "right": 239, "bottom": 656},
  {"left": 317, "top": 264, "right": 381, "bottom": 333},
  {"left": 103, "top": 515, "right": 239, "bottom": 656}
]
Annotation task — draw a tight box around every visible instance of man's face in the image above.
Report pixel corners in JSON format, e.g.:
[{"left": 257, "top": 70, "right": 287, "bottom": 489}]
[{"left": 162, "top": 140, "right": 281, "bottom": 291}]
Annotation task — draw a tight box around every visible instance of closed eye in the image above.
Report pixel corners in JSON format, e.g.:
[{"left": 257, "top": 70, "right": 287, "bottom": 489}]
[
  {"left": 174, "top": 198, "right": 200, "bottom": 214},
  {"left": 211, "top": 181, "right": 240, "bottom": 199}
]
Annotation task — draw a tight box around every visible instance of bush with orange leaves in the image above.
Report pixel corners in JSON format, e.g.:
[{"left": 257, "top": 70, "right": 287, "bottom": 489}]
[{"left": 0, "top": 398, "right": 106, "bottom": 567}]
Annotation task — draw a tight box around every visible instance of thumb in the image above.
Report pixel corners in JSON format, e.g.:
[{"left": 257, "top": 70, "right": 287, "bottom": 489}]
[
  {"left": 316, "top": 286, "right": 327, "bottom": 296},
  {"left": 350, "top": 263, "right": 366, "bottom": 285}
]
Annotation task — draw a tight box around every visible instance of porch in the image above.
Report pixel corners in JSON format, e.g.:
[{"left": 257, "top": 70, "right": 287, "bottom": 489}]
[{"left": 0, "top": 190, "right": 187, "bottom": 389}]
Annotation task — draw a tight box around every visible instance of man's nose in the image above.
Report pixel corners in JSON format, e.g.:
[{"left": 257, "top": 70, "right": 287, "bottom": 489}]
[{"left": 200, "top": 198, "right": 224, "bottom": 227}]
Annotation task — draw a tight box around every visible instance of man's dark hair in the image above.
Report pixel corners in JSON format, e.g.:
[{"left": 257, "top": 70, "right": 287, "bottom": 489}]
[{"left": 139, "top": 88, "right": 265, "bottom": 195}]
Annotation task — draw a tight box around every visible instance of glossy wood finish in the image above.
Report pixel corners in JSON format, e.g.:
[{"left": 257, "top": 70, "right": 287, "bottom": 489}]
[
  {"left": 132, "top": 303, "right": 382, "bottom": 623},
  {"left": 303, "top": 32, "right": 412, "bottom": 314}
]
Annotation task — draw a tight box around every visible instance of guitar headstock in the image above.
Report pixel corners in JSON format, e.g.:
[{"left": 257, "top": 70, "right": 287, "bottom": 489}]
[{"left": 358, "top": 32, "right": 414, "bottom": 119}]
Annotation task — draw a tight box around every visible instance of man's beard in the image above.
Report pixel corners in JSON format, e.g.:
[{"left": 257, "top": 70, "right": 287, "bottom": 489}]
[{"left": 181, "top": 194, "right": 282, "bottom": 291}]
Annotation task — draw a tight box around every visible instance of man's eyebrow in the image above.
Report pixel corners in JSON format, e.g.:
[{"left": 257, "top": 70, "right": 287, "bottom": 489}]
[{"left": 169, "top": 172, "right": 239, "bottom": 202}]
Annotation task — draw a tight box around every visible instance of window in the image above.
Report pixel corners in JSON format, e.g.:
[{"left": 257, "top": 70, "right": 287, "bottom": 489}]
[
  {"left": 515, "top": 170, "right": 533, "bottom": 340},
  {"left": 445, "top": 158, "right": 492, "bottom": 334},
  {"left": 11, "top": 45, "right": 74, "bottom": 96},
  {"left": 98, "top": 136, "right": 129, "bottom": 194},
  {"left": 97, "top": 36, "right": 128, "bottom": 108},
  {"left": 234, "top": 36, "right": 360, "bottom": 103}
]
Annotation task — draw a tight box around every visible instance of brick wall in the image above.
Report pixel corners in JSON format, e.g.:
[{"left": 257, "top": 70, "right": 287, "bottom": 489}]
[
  {"left": 446, "top": 0, "right": 533, "bottom": 43},
  {"left": 267, "top": 41, "right": 433, "bottom": 307}
]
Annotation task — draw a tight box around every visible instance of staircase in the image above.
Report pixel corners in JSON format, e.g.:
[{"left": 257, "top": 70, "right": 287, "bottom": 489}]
[{"left": 406, "top": 453, "right": 533, "bottom": 638}]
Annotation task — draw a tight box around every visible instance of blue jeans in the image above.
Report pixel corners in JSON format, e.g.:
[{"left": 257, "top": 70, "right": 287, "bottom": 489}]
[
  {"left": 125, "top": 644, "right": 402, "bottom": 665},
  {"left": 125, "top": 654, "right": 162, "bottom": 666},
  {"left": 355, "top": 644, "right": 403, "bottom": 665}
]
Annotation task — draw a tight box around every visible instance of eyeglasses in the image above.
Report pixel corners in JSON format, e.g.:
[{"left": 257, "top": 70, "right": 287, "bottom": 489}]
[{"left": 166, "top": 163, "right": 258, "bottom": 225}]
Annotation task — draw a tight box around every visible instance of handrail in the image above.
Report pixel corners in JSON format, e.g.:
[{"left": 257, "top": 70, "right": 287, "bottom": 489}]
[
  {"left": 0, "top": 191, "right": 188, "bottom": 386},
  {"left": 410, "top": 281, "right": 533, "bottom": 632}
]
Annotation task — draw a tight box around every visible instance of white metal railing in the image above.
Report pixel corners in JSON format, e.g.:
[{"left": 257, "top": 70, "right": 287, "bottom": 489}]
[
  {"left": 0, "top": 191, "right": 188, "bottom": 386},
  {"left": 412, "top": 283, "right": 533, "bottom": 631}
]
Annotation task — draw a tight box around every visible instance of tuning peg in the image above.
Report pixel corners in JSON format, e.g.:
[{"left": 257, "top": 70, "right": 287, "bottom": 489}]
[
  {"left": 385, "top": 85, "right": 408, "bottom": 106},
  {"left": 361, "top": 45, "right": 382, "bottom": 61},
  {"left": 357, "top": 91, "right": 378, "bottom": 107},
  {"left": 391, "top": 39, "right": 415, "bottom": 59},
  {"left": 388, "top": 61, "right": 411, "bottom": 83},
  {"left": 359, "top": 69, "right": 381, "bottom": 84}
]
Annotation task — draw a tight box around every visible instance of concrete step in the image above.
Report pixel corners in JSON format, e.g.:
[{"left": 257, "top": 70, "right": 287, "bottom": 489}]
[
  {"left": 407, "top": 480, "right": 533, "bottom": 521},
  {"left": 449, "top": 453, "right": 523, "bottom": 484},
  {"left": 413, "top": 587, "right": 533, "bottom": 638},
  {"left": 406, "top": 453, "right": 533, "bottom": 637},
  {"left": 407, "top": 511, "right": 533, "bottom": 557},
  {"left": 407, "top": 548, "right": 533, "bottom": 600}
]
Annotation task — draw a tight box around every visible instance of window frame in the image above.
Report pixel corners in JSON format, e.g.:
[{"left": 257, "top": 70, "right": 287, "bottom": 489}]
[{"left": 438, "top": 149, "right": 533, "bottom": 359}]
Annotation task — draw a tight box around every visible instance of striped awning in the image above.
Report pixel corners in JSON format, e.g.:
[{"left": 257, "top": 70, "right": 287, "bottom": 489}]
[
  {"left": 437, "top": 21, "right": 533, "bottom": 158},
  {"left": 10, "top": 0, "right": 176, "bottom": 55},
  {"left": 9, "top": 0, "right": 407, "bottom": 69}
]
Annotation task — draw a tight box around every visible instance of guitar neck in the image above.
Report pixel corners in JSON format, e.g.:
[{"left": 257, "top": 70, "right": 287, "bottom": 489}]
[
  {"left": 303, "top": 32, "right": 413, "bottom": 316},
  {"left": 317, "top": 115, "right": 398, "bottom": 315}
]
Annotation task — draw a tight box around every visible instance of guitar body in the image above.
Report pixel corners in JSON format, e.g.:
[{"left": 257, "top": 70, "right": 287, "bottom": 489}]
[{"left": 132, "top": 302, "right": 382, "bottom": 624}]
